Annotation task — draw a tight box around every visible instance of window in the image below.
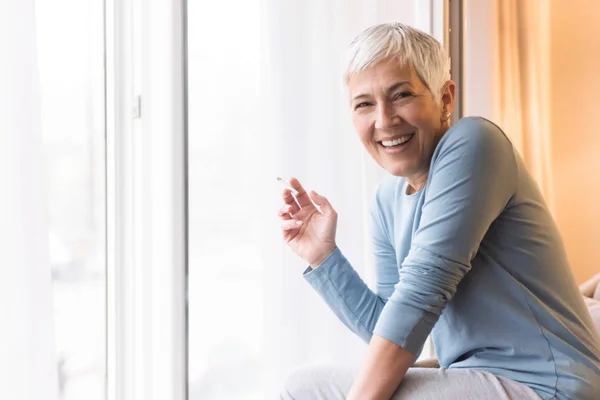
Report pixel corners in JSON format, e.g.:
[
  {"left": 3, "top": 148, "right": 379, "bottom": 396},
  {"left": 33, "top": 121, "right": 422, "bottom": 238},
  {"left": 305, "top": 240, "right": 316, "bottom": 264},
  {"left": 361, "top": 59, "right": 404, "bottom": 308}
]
[
  {"left": 187, "top": 1, "right": 264, "bottom": 398},
  {"left": 36, "top": 1, "right": 106, "bottom": 398}
]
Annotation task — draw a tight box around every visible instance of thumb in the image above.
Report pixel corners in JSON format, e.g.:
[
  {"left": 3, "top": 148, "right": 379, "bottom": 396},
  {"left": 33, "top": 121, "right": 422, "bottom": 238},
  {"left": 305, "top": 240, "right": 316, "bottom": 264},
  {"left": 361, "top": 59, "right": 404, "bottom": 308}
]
[{"left": 309, "top": 190, "right": 333, "bottom": 214}]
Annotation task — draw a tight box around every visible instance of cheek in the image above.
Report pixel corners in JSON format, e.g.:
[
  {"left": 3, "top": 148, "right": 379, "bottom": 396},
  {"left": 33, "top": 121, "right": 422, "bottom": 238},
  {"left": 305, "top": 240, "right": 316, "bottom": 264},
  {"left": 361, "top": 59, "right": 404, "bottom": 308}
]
[
  {"left": 410, "top": 109, "right": 438, "bottom": 141},
  {"left": 406, "top": 106, "right": 430, "bottom": 126}
]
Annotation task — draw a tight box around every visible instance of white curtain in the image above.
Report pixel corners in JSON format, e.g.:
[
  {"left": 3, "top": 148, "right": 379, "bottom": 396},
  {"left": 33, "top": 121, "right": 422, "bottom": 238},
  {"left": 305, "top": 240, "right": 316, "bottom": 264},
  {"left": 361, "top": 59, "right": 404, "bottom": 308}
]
[
  {"left": 186, "top": 2, "right": 439, "bottom": 398},
  {"left": 256, "top": 0, "right": 438, "bottom": 395},
  {"left": 0, "top": 1, "right": 59, "bottom": 399}
]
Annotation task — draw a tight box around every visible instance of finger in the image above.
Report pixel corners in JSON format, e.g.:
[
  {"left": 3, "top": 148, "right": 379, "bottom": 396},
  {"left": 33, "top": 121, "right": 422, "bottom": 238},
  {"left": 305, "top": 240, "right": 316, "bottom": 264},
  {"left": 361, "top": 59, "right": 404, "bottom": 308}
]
[
  {"left": 308, "top": 190, "right": 334, "bottom": 215},
  {"left": 280, "top": 200, "right": 300, "bottom": 215},
  {"left": 288, "top": 177, "right": 314, "bottom": 208},
  {"left": 278, "top": 207, "right": 292, "bottom": 220},
  {"left": 281, "top": 218, "right": 303, "bottom": 232},
  {"left": 282, "top": 188, "right": 301, "bottom": 210},
  {"left": 279, "top": 204, "right": 296, "bottom": 216}
]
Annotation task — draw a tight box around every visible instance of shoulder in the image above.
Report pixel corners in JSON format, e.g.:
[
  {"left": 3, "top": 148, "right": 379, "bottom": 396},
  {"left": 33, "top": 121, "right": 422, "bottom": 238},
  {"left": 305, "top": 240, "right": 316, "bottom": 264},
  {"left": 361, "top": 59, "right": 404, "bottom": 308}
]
[
  {"left": 371, "top": 174, "right": 401, "bottom": 217},
  {"left": 431, "top": 116, "right": 514, "bottom": 168},
  {"left": 375, "top": 174, "right": 400, "bottom": 196},
  {"left": 371, "top": 174, "right": 400, "bottom": 240},
  {"left": 373, "top": 174, "right": 401, "bottom": 204}
]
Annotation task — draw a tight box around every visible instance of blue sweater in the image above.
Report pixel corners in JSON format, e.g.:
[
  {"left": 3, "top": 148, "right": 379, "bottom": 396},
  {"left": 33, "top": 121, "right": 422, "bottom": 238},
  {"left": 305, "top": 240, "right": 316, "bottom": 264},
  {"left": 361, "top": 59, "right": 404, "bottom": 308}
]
[{"left": 303, "top": 117, "right": 600, "bottom": 399}]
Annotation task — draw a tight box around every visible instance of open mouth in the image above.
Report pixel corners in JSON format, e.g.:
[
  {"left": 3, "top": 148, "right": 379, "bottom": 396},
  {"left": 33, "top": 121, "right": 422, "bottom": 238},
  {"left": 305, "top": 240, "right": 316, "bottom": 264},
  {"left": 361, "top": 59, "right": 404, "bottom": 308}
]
[{"left": 378, "top": 133, "right": 415, "bottom": 150}]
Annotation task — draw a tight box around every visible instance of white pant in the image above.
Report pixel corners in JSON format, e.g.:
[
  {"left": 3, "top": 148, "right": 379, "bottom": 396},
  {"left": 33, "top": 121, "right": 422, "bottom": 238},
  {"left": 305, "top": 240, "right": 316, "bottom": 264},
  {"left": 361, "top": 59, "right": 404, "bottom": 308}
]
[{"left": 279, "top": 365, "right": 541, "bottom": 400}]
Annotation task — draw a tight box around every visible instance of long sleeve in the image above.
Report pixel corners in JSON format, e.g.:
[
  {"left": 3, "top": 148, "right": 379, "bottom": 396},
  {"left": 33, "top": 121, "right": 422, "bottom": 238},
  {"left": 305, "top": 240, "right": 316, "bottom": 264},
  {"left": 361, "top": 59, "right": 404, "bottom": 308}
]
[
  {"left": 373, "top": 117, "right": 518, "bottom": 356},
  {"left": 302, "top": 182, "right": 399, "bottom": 343},
  {"left": 302, "top": 248, "right": 384, "bottom": 343}
]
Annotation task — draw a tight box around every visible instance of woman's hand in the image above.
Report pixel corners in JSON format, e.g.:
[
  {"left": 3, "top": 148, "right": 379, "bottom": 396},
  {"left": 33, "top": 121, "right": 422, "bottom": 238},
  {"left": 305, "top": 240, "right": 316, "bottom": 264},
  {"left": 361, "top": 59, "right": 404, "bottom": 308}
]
[{"left": 278, "top": 177, "right": 337, "bottom": 267}]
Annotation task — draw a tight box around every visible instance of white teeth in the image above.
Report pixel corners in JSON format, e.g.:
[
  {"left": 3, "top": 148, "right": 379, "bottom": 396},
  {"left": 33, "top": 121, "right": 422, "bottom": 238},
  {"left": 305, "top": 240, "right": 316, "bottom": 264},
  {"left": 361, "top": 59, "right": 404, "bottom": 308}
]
[{"left": 381, "top": 134, "right": 414, "bottom": 147}]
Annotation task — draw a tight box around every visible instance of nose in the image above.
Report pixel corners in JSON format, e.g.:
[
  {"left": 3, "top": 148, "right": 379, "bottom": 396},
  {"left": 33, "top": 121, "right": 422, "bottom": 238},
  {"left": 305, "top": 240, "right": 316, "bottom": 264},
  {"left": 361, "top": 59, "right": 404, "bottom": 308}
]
[{"left": 374, "top": 102, "right": 400, "bottom": 130}]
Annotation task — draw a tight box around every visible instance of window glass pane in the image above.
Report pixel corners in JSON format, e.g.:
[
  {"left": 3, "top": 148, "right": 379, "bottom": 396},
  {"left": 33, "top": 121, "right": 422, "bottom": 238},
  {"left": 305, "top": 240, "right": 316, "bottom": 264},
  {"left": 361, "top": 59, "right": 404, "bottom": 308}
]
[
  {"left": 187, "top": 1, "right": 263, "bottom": 399},
  {"left": 36, "top": 1, "right": 106, "bottom": 399}
]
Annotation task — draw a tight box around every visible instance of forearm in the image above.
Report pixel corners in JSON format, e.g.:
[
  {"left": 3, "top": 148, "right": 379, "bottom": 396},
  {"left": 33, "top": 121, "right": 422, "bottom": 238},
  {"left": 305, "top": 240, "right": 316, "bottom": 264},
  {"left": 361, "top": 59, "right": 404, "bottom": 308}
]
[
  {"left": 303, "top": 247, "right": 386, "bottom": 342},
  {"left": 348, "top": 335, "right": 415, "bottom": 400}
]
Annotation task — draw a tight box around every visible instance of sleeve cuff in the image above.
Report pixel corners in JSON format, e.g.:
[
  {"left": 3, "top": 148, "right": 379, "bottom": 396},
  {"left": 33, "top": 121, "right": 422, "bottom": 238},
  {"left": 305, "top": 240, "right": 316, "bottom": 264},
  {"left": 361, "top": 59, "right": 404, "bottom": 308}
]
[
  {"left": 302, "top": 247, "right": 341, "bottom": 279},
  {"left": 302, "top": 247, "right": 354, "bottom": 294},
  {"left": 373, "top": 299, "right": 436, "bottom": 357}
]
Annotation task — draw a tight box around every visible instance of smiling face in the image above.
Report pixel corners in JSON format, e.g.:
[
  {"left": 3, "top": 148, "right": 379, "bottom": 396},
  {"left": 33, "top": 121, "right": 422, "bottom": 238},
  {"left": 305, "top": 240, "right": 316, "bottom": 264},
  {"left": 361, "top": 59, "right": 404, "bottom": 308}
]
[{"left": 348, "top": 59, "right": 454, "bottom": 191}]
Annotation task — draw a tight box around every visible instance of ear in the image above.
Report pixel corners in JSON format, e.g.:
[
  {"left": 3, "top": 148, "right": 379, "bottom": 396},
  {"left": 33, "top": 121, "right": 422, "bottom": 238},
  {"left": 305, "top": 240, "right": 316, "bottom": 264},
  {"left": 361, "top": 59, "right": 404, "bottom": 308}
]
[{"left": 440, "top": 80, "right": 456, "bottom": 122}]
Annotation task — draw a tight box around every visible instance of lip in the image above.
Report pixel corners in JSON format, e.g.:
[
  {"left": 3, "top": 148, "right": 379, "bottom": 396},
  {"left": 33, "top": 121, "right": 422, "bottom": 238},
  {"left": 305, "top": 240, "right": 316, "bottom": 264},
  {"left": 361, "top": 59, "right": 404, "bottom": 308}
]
[
  {"left": 378, "top": 133, "right": 415, "bottom": 154},
  {"left": 377, "top": 132, "right": 415, "bottom": 142}
]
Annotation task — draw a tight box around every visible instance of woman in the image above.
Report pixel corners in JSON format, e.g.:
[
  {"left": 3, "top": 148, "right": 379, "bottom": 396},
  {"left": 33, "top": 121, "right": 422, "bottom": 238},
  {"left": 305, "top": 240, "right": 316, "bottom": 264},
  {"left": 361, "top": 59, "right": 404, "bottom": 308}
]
[{"left": 277, "top": 22, "right": 600, "bottom": 399}]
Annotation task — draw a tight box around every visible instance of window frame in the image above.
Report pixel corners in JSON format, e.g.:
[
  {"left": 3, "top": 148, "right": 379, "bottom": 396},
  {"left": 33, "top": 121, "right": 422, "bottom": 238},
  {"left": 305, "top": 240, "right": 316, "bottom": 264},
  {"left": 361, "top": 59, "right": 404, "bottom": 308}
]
[
  {"left": 448, "top": 0, "right": 465, "bottom": 122},
  {"left": 105, "top": 0, "right": 189, "bottom": 399}
]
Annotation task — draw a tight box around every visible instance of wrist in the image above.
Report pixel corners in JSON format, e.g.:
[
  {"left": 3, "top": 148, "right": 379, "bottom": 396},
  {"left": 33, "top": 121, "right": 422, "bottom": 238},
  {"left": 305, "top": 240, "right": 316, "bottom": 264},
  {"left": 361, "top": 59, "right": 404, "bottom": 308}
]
[{"left": 308, "top": 246, "right": 337, "bottom": 269}]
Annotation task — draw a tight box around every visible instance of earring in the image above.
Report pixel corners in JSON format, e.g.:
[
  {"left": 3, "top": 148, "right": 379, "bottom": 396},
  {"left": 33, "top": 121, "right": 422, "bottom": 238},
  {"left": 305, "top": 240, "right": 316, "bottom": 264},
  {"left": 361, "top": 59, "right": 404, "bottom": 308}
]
[{"left": 445, "top": 111, "right": 451, "bottom": 119}]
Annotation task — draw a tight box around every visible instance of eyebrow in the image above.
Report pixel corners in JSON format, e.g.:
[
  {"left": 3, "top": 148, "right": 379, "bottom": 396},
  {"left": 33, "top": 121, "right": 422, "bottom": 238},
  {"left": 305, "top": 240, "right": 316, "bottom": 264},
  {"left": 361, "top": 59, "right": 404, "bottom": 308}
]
[{"left": 351, "top": 81, "right": 411, "bottom": 102}]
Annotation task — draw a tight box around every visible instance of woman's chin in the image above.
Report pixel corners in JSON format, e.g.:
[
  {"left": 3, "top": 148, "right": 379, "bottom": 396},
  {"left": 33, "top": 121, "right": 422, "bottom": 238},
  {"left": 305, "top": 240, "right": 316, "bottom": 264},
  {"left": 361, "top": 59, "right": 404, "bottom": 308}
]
[{"left": 382, "top": 162, "right": 410, "bottom": 177}]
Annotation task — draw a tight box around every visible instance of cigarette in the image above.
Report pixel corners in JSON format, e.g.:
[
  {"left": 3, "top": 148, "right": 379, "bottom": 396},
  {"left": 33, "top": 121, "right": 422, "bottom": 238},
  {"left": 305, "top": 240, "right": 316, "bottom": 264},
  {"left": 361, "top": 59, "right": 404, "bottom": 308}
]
[{"left": 276, "top": 177, "right": 299, "bottom": 196}]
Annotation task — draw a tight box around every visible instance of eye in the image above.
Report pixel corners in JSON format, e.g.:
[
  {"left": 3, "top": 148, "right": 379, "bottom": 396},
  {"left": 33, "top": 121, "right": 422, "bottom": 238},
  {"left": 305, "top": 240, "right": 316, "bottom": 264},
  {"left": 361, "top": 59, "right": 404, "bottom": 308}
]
[
  {"left": 393, "top": 91, "right": 412, "bottom": 100},
  {"left": 354, "top": 102, "right": 372, "bottom": 110}
]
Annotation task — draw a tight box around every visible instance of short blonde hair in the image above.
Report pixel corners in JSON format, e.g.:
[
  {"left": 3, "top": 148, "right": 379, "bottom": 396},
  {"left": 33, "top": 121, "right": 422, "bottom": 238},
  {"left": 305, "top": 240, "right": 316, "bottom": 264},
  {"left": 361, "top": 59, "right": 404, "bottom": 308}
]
[{"left": 344, "top": 22, "right": 450, "bottom": 102}]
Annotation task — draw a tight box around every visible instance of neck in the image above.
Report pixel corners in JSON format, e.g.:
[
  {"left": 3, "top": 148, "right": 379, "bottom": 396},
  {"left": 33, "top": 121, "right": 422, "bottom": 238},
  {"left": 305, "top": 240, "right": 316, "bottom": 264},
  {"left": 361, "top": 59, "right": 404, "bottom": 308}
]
[
  {"left": 405, "top": 170, "right": 428, "bottom": 195},
  {"left": 405, "top": 123, "right": 451, "bottom": 194}
]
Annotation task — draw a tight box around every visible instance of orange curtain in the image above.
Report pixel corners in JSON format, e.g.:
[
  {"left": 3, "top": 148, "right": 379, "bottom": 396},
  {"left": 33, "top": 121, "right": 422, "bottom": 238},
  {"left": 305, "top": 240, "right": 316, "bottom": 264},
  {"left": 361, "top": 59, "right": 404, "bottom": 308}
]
[{"left": 496, "top": 0, "right": 554, "bottom": 212}]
